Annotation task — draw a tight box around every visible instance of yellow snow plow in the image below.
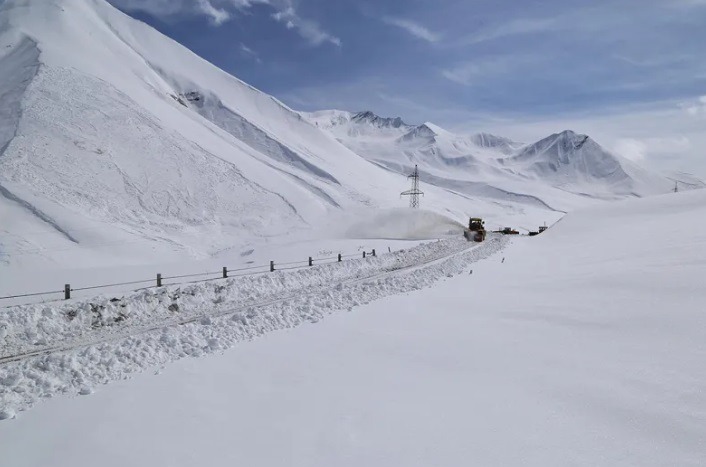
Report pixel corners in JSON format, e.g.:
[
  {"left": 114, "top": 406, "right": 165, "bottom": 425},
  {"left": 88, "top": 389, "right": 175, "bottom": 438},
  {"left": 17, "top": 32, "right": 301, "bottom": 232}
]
[{"left": 464, "top": 217, "right": 486, "bottom": 242}]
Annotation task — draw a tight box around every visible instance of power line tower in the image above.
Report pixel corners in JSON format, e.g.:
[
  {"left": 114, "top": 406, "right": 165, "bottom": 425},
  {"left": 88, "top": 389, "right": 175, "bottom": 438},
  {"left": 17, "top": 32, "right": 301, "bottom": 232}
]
[
  {"left": 674, "top": 181, "right": 679, "bottom": 193},
  {"left": 401, "top": 164, "right": 424, "bottom": 208}
]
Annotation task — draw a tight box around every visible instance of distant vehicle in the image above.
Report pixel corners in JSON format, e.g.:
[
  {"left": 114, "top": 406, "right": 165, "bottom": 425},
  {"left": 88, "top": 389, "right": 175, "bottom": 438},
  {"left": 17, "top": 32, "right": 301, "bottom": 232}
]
[
  {"left": 495, "top": 227, "right": 520, "bottom": 235},
  {"left": 529, "top": 225, "right": 548, "bottom": 236}
]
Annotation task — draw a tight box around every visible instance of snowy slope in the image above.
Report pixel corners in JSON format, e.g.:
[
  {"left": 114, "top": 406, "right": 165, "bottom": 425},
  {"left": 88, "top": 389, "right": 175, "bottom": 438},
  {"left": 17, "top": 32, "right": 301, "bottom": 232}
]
[
  {"left": 1, "top": 187, "right": 704, "bottom": 466},
  {"left": 0, "top": 0, "right": 699, "bottom": 284},
  {"left": 471, "top": 131, "right": 523, "bottom": 154},
  {"left": 0, "top": 0, "right": 483, "bottom": 273}
]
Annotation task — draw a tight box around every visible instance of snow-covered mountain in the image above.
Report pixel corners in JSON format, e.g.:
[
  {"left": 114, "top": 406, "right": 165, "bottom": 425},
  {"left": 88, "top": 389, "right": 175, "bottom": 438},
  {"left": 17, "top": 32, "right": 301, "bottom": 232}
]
[
  {"left": 0, "top": 0, "right": 479, "bottom": 270},
  {"left": 306, "top": 110, "right": 691, "bottom": 205},
  {"left": 499, "top": 130, "right": 666, "bottom": 195},
  {"left": 0, "top": 0, "right": 698, "bottom": 273}
]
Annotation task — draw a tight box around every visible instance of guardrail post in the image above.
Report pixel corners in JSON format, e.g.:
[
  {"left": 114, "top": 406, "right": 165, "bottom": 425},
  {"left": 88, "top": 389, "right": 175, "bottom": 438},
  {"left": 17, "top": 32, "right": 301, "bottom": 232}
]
[
  {"left": 372, "top": 249, "right": 376, "bottom": 257},
  {"left": 270, "top": 261, "right": 275, "bottom": 272},
  {"left": 157, "top": 273, "right": 162, "bottom": 287},
  {"left": 363, "top": 251, "right": 366, "bottom": 258},
  {"left": 223, "top": 267, "right": 228, "bottom": 279},
  {"left": 309, "top": 257, "right": 313, "bottom": 267},
  {"left": 338, "top": 253, "right": 342, "bottom": 262},
  {"left": 64, "top": 284, "right": 71, "bottom": 300}
]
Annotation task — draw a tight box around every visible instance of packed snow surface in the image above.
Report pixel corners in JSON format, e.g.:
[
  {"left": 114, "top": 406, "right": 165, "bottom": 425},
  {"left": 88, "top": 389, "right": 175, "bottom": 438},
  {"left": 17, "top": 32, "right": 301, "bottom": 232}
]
[
  {"left": 0, "top": 235, "right": 508, "bottom": 413},
  {"left": 1, "top": 188, "right": 704, "bottom": 466}
]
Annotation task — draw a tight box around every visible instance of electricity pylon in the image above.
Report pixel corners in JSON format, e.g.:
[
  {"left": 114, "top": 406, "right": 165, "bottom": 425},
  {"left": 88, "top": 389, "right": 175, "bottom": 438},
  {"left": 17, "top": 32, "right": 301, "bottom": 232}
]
[{"left": 401, "top": 164, "right": 424, "bottom": 208}]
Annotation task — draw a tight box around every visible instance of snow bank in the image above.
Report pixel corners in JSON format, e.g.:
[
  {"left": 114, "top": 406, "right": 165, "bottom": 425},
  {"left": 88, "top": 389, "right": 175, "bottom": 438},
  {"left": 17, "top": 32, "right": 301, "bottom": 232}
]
[{"left": 0, "top": 235, "right": 508, "bottom": 415}]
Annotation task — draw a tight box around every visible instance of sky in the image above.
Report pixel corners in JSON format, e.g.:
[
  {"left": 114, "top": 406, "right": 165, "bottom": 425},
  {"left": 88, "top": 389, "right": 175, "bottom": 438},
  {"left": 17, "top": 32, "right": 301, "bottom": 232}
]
[{"left": 107, "top": 0, "right": 706, "bottom": 176}]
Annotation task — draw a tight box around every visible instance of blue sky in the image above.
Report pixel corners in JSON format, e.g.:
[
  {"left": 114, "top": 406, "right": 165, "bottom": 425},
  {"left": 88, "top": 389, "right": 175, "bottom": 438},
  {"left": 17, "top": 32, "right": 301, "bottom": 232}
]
[{"left": 109, "top": 0, "right": 706, "bottom": 175}]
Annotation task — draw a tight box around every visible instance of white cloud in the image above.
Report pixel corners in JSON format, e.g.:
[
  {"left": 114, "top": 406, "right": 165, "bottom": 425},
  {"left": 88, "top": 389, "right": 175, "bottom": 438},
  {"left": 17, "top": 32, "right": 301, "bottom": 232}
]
[
  {"left": 448, "top": 3, "right": 698, "bottom": 49},
  {"left": 681, "top": 95, "right": 706, "bottom": 115},
  {"left": 109, "top": 0, "right": 186, "bottom": 16},
  {"left": 613, "top": 138, "right": 648, "bottom": 162},
  {"left": 239, "top": 43, "right": 256, "bottom": 55},
  {"left": 441, "top": 56, "right": 526, "bottom": 86},
  {"left": 610, "top": 136, "right": 691, "bottom": 163},
  {"left": 382, "top": 17, "right": 440, "bottom": 43},
  {"left": 441, "top": 63, "right": 483, "bottom": 86},
  {"left": 109, "top": 0, "right": 340, "bottom": 47},
  {"left": 110, "top": 0, "right": 267, "bottom": 22},
  {"left": 271, "top": 6, "right": 341, "bottom": 47},
  {"left": 197, "top": 0, "right": 230, "bottom": 25},
  {"left": 456, "top": 17, "right": 558, "bottom": 46},
  {"left": 239, "top": 43, "right": 262, "bottom": 63}
]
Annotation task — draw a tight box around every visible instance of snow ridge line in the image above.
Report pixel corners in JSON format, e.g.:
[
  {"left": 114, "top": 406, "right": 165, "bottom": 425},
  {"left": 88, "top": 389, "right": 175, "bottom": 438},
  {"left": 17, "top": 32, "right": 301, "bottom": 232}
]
[{"left": 0, "top": 236, "right": 508, "bottom": 415}]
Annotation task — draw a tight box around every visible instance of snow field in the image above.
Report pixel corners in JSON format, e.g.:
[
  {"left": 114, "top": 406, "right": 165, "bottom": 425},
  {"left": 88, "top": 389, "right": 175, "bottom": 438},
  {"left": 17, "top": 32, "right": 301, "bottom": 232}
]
[
  {"left": 0, "top": 235, "right": 508, "bottom": 416},
  {"left": 0, "top": 207, "right": 465, "bottom": 309}
]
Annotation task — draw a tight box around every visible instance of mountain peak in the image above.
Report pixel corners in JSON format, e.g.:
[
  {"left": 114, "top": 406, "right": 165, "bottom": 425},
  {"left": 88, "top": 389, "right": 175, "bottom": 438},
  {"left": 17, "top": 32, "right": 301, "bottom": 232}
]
[
  {"left": 397, "top": 123, "right": 441, "bottom": 144},
  {"left": 504, "top": 129, "right": 636, "bottom": 187},
  {"left": 518, "top": 130, "right": 598, "bottom": 161},
  {"left": 420, "top": 122, "right": 447, "bottom": 134},
  {"left": 551, "top": 130, "right": 593, "bottom": 151},
  {"left": 354, "top": 110, "right": 375, "bottom": 119},
  {"left": 351, "top": 111, "right": 409, "bottom": 129}
]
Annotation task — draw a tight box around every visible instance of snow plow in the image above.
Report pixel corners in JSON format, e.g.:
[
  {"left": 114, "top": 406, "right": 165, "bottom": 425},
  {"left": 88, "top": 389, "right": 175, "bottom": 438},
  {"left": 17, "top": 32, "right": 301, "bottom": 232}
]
[
  {"left": 464, "top": 217, "right": 486, "bottom": 242},
  {"left": 528, "top": 225, "right": 549, "bottom": 236}
]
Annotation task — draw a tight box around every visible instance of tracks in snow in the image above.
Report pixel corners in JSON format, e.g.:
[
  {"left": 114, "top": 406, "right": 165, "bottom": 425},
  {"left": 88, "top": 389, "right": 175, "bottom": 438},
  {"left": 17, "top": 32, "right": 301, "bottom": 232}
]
[
  {"left": 0, "top": 240, "right": 469, "bottom": 366},
  {"left": 0, "top": 236, "right": 508, "bottom": 413}
]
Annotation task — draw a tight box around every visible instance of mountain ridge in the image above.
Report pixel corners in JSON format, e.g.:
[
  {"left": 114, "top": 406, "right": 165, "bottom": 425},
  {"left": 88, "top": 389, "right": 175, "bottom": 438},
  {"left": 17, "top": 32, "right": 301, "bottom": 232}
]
[{"left": 304, "top": 109, "right": 690, "bottom": 198}]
